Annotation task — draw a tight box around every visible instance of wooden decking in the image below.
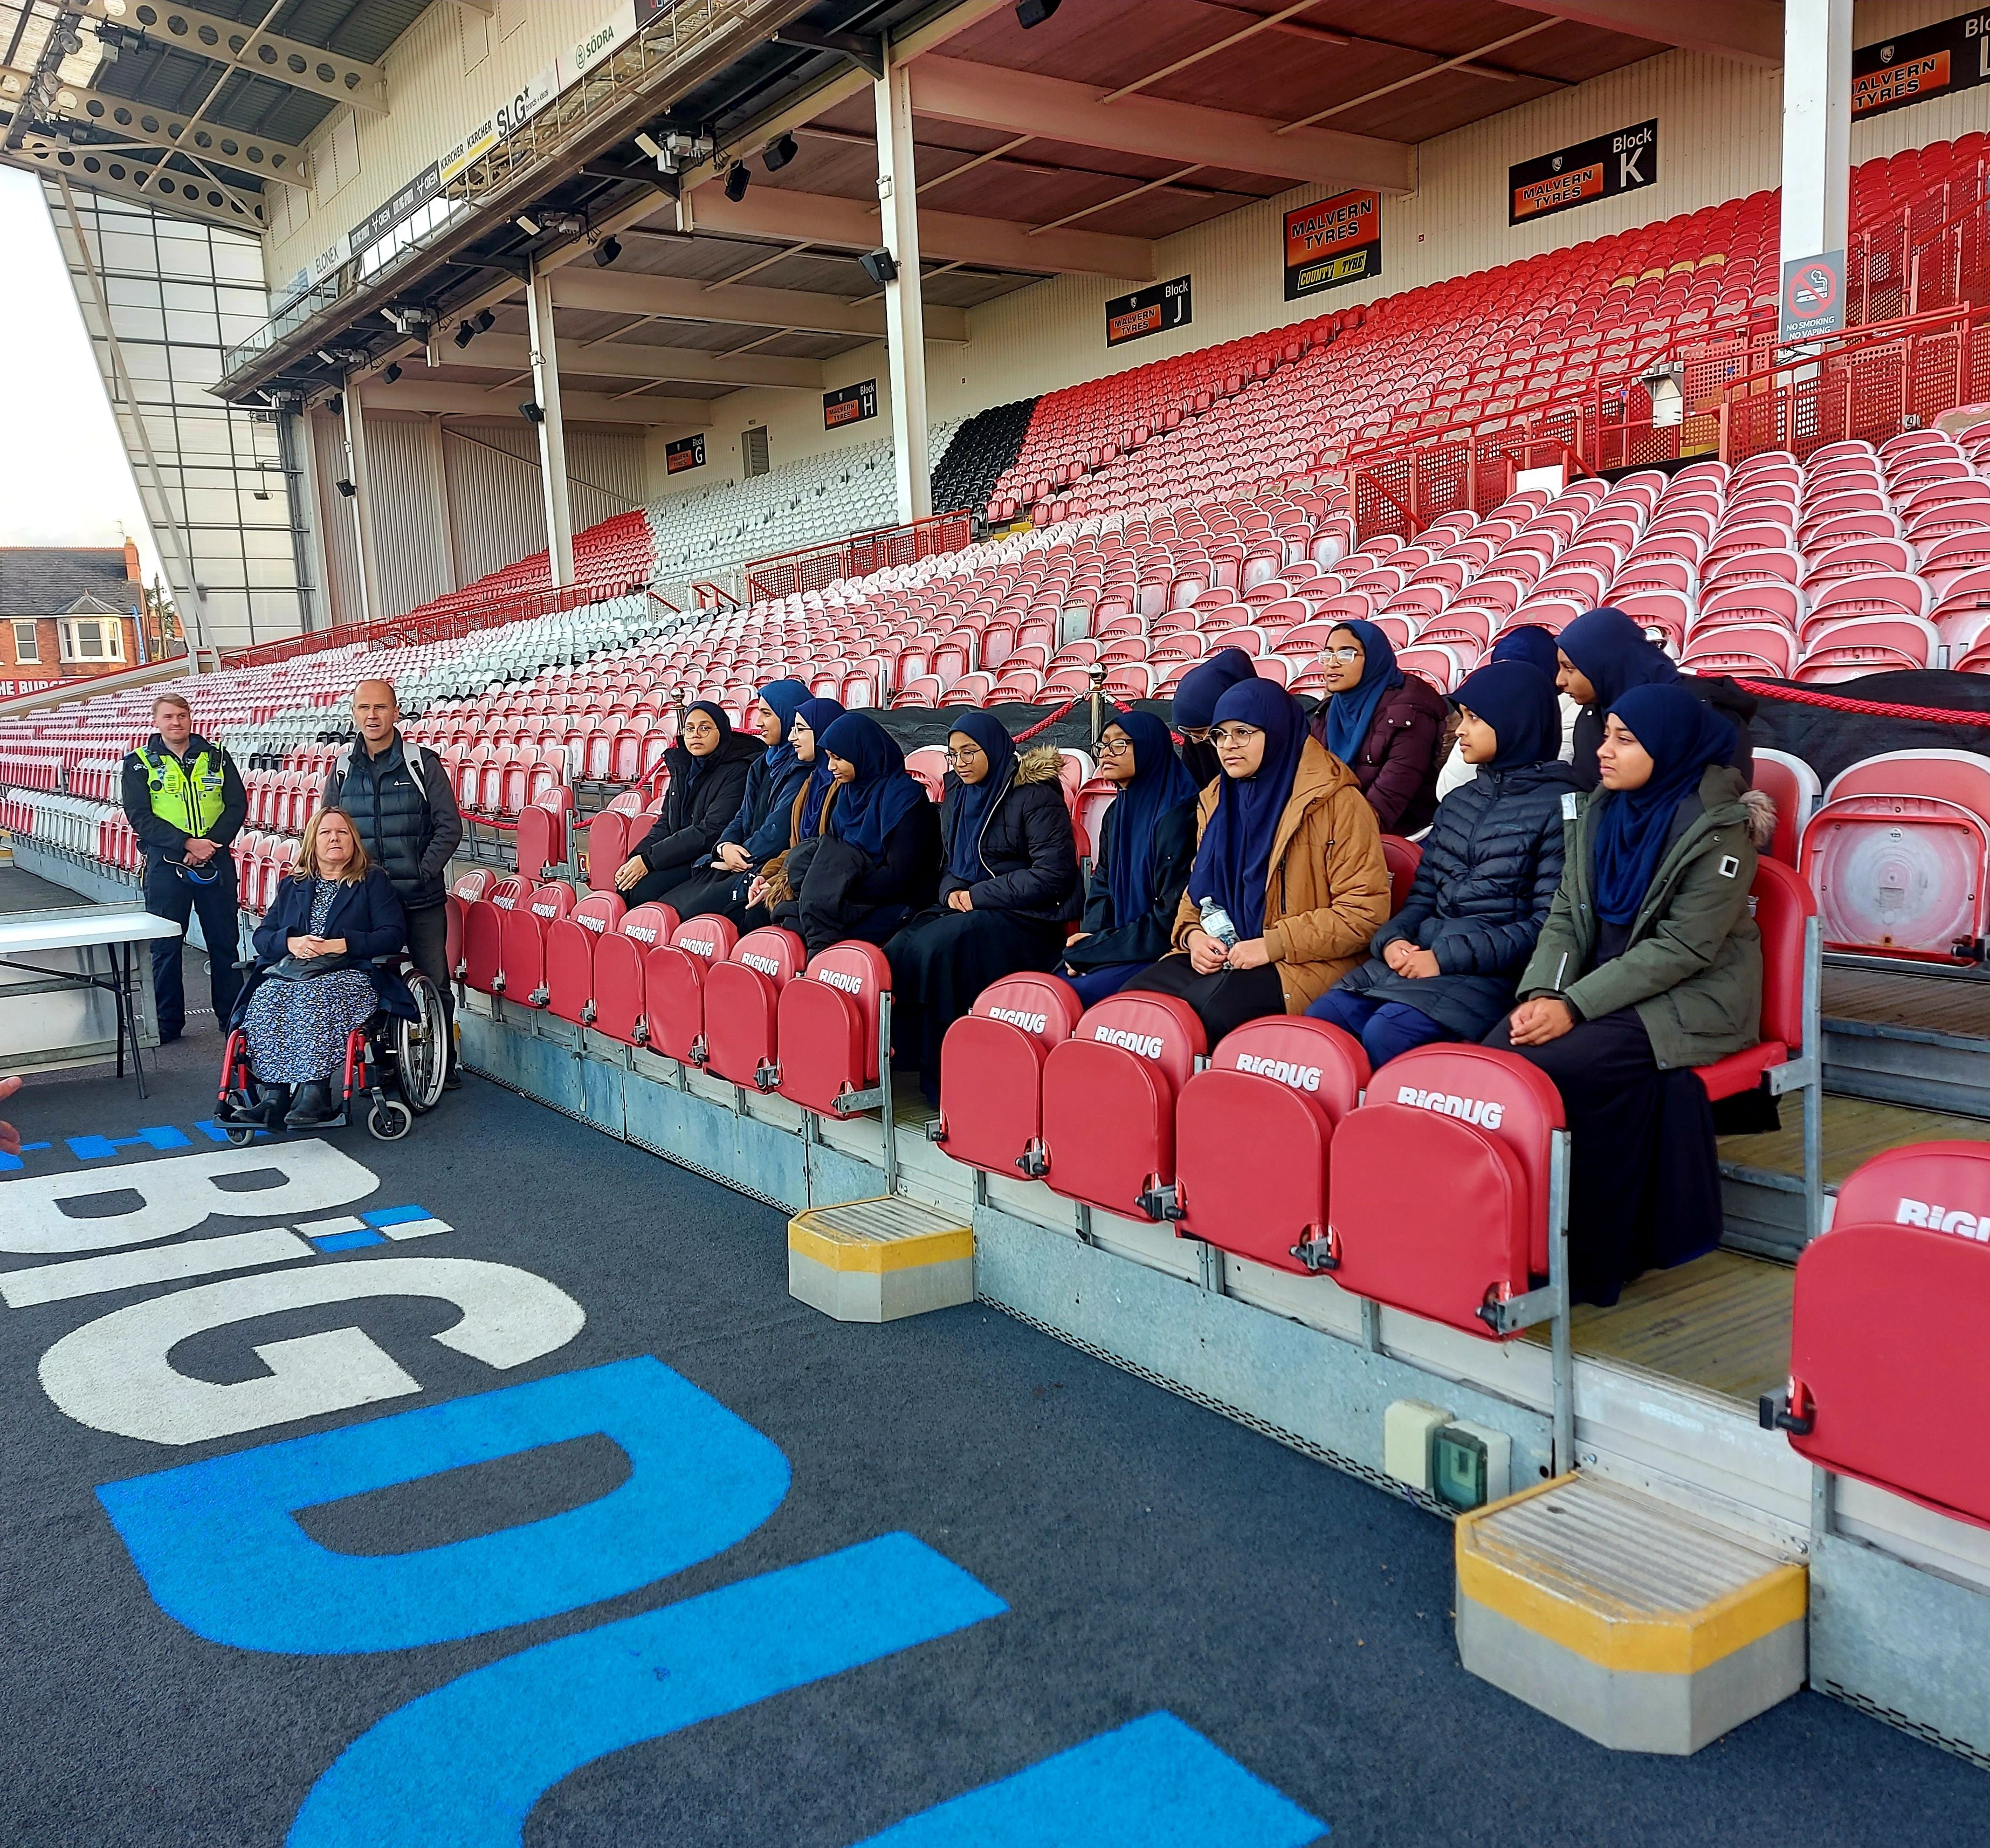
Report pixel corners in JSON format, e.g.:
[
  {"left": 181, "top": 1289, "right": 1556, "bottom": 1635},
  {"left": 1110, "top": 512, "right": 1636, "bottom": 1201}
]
[
  {"left": 1824, "top": 964, "right": 1990, "bottom": 1039},
  {"left": 1723, "top": 1093, "right": 1990, "bottom": 1186}
]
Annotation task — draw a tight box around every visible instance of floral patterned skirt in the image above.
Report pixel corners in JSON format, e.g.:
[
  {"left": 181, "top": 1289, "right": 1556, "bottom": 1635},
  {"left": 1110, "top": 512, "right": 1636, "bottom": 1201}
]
[{"left": 244, "top": 970, "right": 377, "bottom": 1083}]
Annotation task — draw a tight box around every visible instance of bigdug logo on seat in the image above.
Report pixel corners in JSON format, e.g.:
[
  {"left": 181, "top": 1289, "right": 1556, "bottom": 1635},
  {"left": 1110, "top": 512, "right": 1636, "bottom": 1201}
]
[
  {"left": 1234, "top": 1054, "right": 1321, "bottom": 1091},
  {"left": 1397, "top": 1086, "right": 1505, "bottom": 1130},
  {"left": 1896, "top": 1196, "right": 1990, "bottom": 1240}
]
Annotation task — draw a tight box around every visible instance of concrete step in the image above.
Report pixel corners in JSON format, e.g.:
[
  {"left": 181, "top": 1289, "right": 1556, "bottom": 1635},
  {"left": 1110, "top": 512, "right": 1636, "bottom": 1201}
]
[
  {"left": 788, "top": 1194, "right": 974, "bottom": 1323},
  {"left": 1456, "top": 1473, "right": 1806, "bottom": 1754}
]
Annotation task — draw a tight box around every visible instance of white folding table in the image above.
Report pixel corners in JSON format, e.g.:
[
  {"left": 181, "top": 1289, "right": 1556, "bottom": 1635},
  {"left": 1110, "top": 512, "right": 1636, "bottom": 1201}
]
[{"left": 0, "top": 907, "right": 184, "bottom": 1096}]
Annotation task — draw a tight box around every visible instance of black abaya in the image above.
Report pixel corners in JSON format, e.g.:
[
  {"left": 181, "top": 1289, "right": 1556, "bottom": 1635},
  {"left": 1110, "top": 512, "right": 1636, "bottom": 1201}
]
[
  {"left": 885, "top": 906, "right": 1066, "bottom": 1103},
  {"left": 1120, "top": 953, "right": 1287, "bottom": 1047},
  {"left": 1486, "top": 1005, "right": 1723, "bottom": 1307}
]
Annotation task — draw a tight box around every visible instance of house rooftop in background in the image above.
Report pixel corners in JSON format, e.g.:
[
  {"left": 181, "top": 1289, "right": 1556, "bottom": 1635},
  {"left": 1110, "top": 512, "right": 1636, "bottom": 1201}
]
[
  {"left": 0, "top": 541, "right": 141, "bottom": 616},
  {"left": 0, "top": 540, "right": 153, "bottom": 685}
]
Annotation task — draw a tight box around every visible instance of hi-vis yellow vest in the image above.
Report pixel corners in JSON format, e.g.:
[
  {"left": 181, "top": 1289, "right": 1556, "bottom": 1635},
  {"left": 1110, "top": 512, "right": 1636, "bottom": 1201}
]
[{"left": 136, "top": 746, "right": 225, "bottom": 836}]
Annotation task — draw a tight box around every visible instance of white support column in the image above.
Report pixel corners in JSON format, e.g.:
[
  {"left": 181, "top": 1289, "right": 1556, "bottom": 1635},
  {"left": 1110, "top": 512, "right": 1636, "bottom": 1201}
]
[
  {"left": 1779, "top": 0, "right": 1852, "bottom": 279},
  {"left": 875, "top": 51, "right": 932, "bottom": 525},
  {"left": 527, "top": 260, "right": 577, "bottom": 588},
  {"left": 341, "top": 382, "right": 385, "bottom": 626}
]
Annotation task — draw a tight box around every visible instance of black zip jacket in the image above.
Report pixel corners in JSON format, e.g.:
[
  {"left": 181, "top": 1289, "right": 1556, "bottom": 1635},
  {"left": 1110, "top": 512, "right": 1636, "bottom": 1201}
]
[
  {"left": 635, "top": 732, "right": 762, "bottom": 881},
  {"left": 937, "top": 745, "right": 1081, "bottom": 924},
  {"left": 1064, "top": 796, "right": 1197, "bottom": 971}
]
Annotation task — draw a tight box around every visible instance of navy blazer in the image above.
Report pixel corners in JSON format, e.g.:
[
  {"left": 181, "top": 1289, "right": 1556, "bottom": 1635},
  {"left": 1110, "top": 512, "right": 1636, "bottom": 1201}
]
[{"left": 245, "top": 866, "right": 416, "bottom": 1022}]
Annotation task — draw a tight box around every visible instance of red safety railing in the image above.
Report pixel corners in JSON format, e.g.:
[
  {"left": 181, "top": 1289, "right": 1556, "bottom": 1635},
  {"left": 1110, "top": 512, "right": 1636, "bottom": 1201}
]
[
  {"left": 1344, "top": 305, "right": 1990, "bottom": 542},
  {"left": 1849, "top": 162, "right": 1990, "bottom": 327},
  {"left": 219, "top": 575, "right": 646, "bottom": 671},
  {"left": 743, "top": 509, "right": 974, "bottom": 603}
]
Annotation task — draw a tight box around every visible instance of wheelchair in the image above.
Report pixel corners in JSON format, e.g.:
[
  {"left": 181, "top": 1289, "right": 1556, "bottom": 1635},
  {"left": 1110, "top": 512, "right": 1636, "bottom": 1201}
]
[{"left": 213, "top": 954, "right": 450, "bottom": 1144}]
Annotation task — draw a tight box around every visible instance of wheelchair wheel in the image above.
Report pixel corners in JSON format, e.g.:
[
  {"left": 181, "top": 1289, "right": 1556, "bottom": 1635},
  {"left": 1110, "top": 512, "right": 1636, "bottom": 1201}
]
[
  {"left": 225, "top": 1126, "right": 256, "bottom": 1147},
  {"left": 395, "top": 971, "right": 450, "bottom": 1115},
  {"left": 367, "top": 1099, "right": 413, "bottom": 1141}
]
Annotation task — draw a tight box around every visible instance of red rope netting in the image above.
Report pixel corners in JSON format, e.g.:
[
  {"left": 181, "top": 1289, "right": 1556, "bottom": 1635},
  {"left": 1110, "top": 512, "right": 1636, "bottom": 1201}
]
[{"left": 1731, "top": 679, "right": 1990, "bottom": 727}]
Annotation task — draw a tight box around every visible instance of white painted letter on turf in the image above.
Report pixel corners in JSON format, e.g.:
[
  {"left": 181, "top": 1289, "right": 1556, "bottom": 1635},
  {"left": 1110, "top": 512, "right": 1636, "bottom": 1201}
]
[
  {"left": 0, "top": 1142, "right": 378, "bottom": 1254},
  {"left": 38, "top": 1259, "right": 587, "bottom": 1444}
]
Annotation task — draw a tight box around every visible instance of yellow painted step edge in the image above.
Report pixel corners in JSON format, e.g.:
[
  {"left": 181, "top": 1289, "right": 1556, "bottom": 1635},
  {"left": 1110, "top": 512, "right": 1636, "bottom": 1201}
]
[
  {"left": 788, "top": 1218, "right": 974, "bottom": 1275},
  {"left": 1456, "top": 1478, "right": 1808, "bottom": 1675}
]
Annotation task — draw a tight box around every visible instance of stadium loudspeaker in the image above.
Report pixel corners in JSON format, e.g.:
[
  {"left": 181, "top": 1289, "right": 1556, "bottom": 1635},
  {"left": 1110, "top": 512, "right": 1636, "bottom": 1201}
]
[
  {"left": 334, "top": 479, "right": 357, "bottom": 498},
  {"left": 594, "top": 236, "right": 622, "bottom": 267},
  {"left": 724, "top": 162, "right": 750, "bottom": 203},
  {"left": 1016, "top": 0, "right": 1060, "bottom": 26},
  {"left": 382, "top": 362, "right": 402, "bottom": 384},
  {"left": 858, "top": 248, "right": 898, "bottom": 286},
  {"left": 763, "top": 133, "right": 798, "bottom": 173},
  {"left": 326, "top": 393, "right": 344, "bottom": 417},
  {"left": 520, "top": 402, "right": 546, "bottom": 425}
]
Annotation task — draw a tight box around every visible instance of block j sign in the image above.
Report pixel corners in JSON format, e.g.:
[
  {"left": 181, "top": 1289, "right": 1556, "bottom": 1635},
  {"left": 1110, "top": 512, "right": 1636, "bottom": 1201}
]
[
  {"left": 1284, "top": 191, "right": 1380, "bottom": 300},
  {"left": 1106, "top": 276, "right": 1192, "bottom": 347},
  {"left": 1509, "top": 120, "right": 1657, "bottom": 225}
]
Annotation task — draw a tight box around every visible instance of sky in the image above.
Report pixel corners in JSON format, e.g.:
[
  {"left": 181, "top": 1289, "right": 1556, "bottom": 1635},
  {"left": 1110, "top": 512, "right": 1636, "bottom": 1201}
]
[{"left": 0, "top": 167, "right": 165, "bottom": 582}]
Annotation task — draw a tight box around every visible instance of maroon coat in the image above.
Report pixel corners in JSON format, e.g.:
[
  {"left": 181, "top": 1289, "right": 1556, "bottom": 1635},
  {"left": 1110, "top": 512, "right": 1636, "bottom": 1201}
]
[{"left": 1306, "top": 674, "right": 1449, "bottom": 836}]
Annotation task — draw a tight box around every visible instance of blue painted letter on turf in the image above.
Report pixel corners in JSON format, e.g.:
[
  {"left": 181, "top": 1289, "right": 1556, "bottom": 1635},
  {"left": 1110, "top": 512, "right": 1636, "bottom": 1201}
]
[
  {"left": 286, "top": 1533, "right": 1008, "bottom": 1848},
  {"left": 851, "top": 1712, "right": 1326, "bottom": 1847},
  {"left": 97, "top": 1356, "right": 789, "bottom": 1653}
]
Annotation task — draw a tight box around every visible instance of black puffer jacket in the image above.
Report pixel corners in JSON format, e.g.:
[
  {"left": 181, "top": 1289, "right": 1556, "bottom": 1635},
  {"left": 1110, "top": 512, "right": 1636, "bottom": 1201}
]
[
  {"left": 323, "top": 733, "right": 464, "bottom": 912},
  {"left": 938, "top": 743, "right": 1080, "bottom": 924},
  {"left": 1333, "top": 758, "right": 1582, "bottom": 1038},
  {"left": 634, "top": 732, "right": 762, "bottom": 882}
]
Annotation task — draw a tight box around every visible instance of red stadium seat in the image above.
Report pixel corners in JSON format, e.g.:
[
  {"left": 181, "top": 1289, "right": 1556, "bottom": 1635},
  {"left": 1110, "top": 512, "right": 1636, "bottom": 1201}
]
[
  {"left": 937, "top": 973, "right": 1085, "bottom": 1177},
  {"left": 459, "top": 874, "right": 525, "bottom": 993},
  {"left": 1332, "top": 1041, "right": 1567, "bottom": 1314},
  {"left": 701, "top": 927, "right": 807, "bottom": 1087},
  {"left": 1038, "top": 991, "right": 1207, "bottom": 1219},
  {"left": 642, "top": 914, "right": 738, "bottom": 1062},
  {"left": 498, "top": 882, "right": 576, "bottom": 1005},
  {"left": 1381, "top": 834, "right": 1422, "bottom": 913},
  {"left": 1752, "top": 750, "right": 1821, "bottom": 868},
  {"left": 1766, "top": 1142, "right": 1990, "bottom": 1530},
  {"left": 584, "top": 809, "right": 630, "bottom": 892},
  {"left": 1169, "top": 1016, "right": 1368, "bottom": 1272},
  {"left": 1802, "top": 752, "right": 1990, "bottom": 962},
  {"left": 591, "top": 904, "right": 678, "bottom": 1045},
  {"left": 545, "top": 891, "right": 625, "bottom": 1026},
  {"left": 774, "top": 942, "right": 893, "bottom": 1116}
]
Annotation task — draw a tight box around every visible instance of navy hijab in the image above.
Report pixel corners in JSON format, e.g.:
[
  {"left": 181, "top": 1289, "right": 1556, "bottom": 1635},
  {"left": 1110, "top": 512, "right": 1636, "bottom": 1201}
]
[
  {"left": 1103, "top": 709, "right": 1199, "bottom": 928},
  {"left": 1452, "top": 662, "right": 1561, "bottom": 772},
  {"left": 1488, "top": 624, "right": 1563, "bottom": 678},
  {"left": 1173, "top": 647, "right": 1258, "bottom": 787},
  {"left": 678, "top": 700, "right": 731, "bottom": 784},
  {"left": 790, "top": 695, "right": 845, "bottom": 840},
  {"left": 1187, "top": 679, "right": 1308, "bottom": 941},
  {"left": 819, "top": 712, "right": 926, "bottom": 860},
  {"left": 1557, "top": 606, "right": 1677, "bottom": 714},
  {"left": 1323, "top": 620, "right": 1404, "bottom": 765},
  {"left": 1591, "top": 683, "right": 1738, "bottom": 924},
  {"left": 755, "top": 679, "right": 812, "bottom": 777},
  {"left": 945, "top": 711, "right": 1018, "bottom": 884}
]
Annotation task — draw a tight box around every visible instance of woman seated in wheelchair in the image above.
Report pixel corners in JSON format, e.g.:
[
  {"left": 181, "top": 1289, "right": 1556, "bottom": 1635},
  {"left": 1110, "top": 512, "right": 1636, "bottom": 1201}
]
[{"left": 236, "top": 806, "right": 416, "bottom": 1128}]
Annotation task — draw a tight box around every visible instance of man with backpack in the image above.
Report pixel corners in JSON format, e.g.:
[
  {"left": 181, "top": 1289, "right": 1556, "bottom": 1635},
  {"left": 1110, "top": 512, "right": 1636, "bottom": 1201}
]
[{"left": 322, "top": 678, "right": 465, "bottom": 1087}]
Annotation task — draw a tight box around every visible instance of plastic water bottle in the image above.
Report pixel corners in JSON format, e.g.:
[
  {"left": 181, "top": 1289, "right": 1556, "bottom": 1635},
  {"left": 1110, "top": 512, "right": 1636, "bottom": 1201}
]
[{"left": 1199, "top": 896, "right": 1240, "bottom": 947}]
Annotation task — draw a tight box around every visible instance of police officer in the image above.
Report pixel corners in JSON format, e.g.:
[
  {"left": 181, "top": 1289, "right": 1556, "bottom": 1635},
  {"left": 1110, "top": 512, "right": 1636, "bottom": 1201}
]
[
  {"left": 121, "top": 690, "right": 247, "bottom": 1042},
  {"left": 323, "top": 677, "right": 465, "bottom": 1085}
]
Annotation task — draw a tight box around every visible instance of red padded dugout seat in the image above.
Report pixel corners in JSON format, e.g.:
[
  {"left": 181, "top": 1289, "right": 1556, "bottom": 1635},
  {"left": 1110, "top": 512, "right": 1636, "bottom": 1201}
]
[
  {"left": 776, "top": 942, "right": 891, "bottom": 1115},
  {"left": 545, "top": 891, "right": 625, "bottom": 1026},
  {"left": 1381, "top": 835, "right": 1422, "bottom": 913},
  {"left": 1771, "top": 1142, "right": 1990, "bottom": 1530},
  {"left": 1328, "top": 1044, "right": 1564, "bottom": 1337},
  {"left": 445, "top": 868, "right": 493, "bottom": 979},
  {"left": 1039, "top": 992, "right": 1206, "bottom": 1219},
  {"left": 642, "top": 914, "right": 739, "bottom": 1062},
  {"left": 590, "top": 903, "right": 676, "bottom": 1044},
  {"left": 499, "top": 882, "right": 576, "bottom": 1004},
  {"left": 1696, "top": 859, "right": 1813, "bottom": 1103},
  {"left": 460, "top": 875, "right": 525, "bottom": 993},
  {"left": 1173, "top": 1017, "right": 1368, "bottom": 1273},
  {"left": 938, "top": 973, "right": 1085, "bottom": 1176},
  {"left": 702, "top": 927, "right": 807, "bottom": 1086}
]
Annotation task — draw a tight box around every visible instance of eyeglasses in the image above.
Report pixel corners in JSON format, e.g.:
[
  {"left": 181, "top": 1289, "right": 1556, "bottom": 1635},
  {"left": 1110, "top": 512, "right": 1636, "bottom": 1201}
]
[
  {"left": 1210, "top": 724, "right": 1264, "bottom": 746},
  {"left": 1323, "top": 646, "right": 1364, "bottom": 664},
  {"left": 1096, "top": 737, "right": 1134, "bottom": 756},
  {"left": 944, "top": 746, "right": 984, "bottom": 766},
  {"left": 1178, "top": 726, "right": 1210, "bottom": 743}
]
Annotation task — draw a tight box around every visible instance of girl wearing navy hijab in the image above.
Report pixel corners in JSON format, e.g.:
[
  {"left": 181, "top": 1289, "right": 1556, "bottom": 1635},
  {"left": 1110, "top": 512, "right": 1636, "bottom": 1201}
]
[
  {"left": 618, "top": 700, "right": 763, "bottom": 908},
  {"left": 1433, "top": 626, "right": 1578, "bottom": 800},
  {"left": 753, "top": 711, "right": 942, "bottom": 958},
  {"left": 1313, "top": 661, "right": 1581, "bottom": 1067},
  {"left": 1059, "top": 710, "right": 1200, "bottom": 1006},
  {"left": 1123, "top": 679, "right": 1390, "bottom": 1045},
  {"left": 1307, "top": 620, "right": 1449, "bottom": 833},
  {"left": 1488, "top": 681, "right": 1764, "bottom": 1306},
  {"left": 884, "top": 711, "right": 1079, "bottom": 1103},
  {"left": 1556, "top": 606, "right": 1755, "bottom": 792},
  {"left": 653, "top": 679, "right": 814, "bottom": 923},
  {"left": 1172, "top": 646, "right": 1258, "bottom": 788}
]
